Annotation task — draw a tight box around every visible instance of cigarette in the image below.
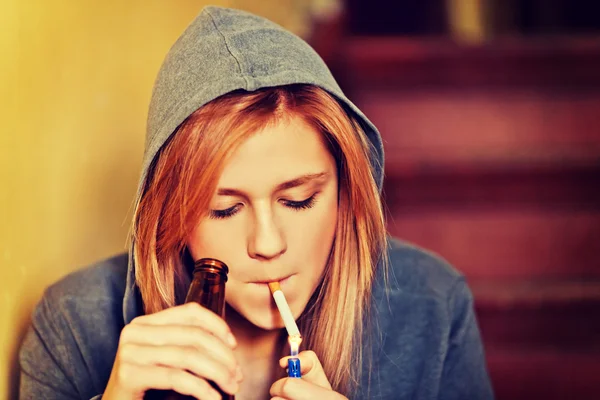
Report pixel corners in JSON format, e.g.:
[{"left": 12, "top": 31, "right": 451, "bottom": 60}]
[
  {"left": 268, "top": 282, "right": 300, "bottom": 337},
  {"left": 269, "top": 282, "right": 303, "bottom": 378}
]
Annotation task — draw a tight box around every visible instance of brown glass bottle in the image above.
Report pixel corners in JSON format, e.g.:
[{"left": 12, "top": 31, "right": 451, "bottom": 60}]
[{"left": 145, "top": 258, "right": 234, "bottom": 400}]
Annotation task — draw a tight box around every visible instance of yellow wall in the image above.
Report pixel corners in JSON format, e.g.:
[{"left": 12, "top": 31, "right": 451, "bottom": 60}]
[{"left": 0, "top": 1, "right": 313, "bottom": 398}]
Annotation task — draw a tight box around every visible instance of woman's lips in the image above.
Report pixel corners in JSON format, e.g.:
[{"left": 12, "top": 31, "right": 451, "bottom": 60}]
[
  {"left": 249, "top": 274, "right": 292, "bottom": 285},
  {"left": 248, "top": 275, "right": 294, "bottom": 291}
]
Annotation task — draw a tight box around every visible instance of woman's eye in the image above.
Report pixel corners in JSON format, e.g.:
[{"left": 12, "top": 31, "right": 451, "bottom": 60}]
[
  {"left": 281, "top": 194, "right": 317, "bottom": 210},
  {"left": 209, "top": 204, "right": 241, "bottom": 219},
  {"left": 210, "top": 195, "right": 317, "bottom": 219}
]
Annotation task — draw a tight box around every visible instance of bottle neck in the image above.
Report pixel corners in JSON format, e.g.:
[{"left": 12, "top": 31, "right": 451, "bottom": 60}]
[{"left": 193, "top": 258, "right": 229, "bottom": 281}]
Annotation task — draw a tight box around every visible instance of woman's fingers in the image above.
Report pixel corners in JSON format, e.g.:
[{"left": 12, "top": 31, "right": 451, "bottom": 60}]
[
  {"left": 119, "top": 343, "right": 241, "bottom": 394},
  {"left": 279, "top": 350, "right": 332, "bottom": 390},
  {"left": 117, "top": 363, "right": 223, "bottom": 400},
  {"left": 120, "top": 323, "right": 238, "bottom": 372},
  {"left": 270, "top": 376, "right": 346, "bottom": 400},
  {"left": 131, "top": 302, "right": 237, "bottom": 347},
  {"left": 273, "top": 351, "right": 349, "bottom": 400},
  {"left": 103, "top": 302, "right": 242, "bottom": 399}
]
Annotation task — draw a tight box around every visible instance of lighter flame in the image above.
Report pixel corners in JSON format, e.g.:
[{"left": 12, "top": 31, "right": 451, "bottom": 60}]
[{"left": 288, "top": 334, "right": 302, "bottom": 357}]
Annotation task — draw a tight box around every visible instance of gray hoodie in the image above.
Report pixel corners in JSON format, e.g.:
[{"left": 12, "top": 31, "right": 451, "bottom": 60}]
[{"left": 19, "top": 6, "right": 494, "bottom": 400}]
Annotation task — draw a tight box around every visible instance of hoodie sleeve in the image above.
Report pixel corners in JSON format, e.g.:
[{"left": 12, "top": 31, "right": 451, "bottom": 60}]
[
  {"left": 19, "top": 294, "right": 100, "bottom": 400},
  {"left": 439, "top": 278, "right": 495, "bottom": 399}
]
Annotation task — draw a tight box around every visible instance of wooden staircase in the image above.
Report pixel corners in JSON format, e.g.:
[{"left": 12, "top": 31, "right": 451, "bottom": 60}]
[{"left": 310, "top": 13, "right": 600, "bottom": 398}]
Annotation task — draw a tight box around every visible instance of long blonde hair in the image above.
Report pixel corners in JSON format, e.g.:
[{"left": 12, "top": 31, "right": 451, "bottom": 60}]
[{"left": 131, "top": 84, "right": 387, "bottom": 394}]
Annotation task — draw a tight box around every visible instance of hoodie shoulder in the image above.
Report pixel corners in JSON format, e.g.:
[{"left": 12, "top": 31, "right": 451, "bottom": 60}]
[
  {"left": 361, "top": 239, "right": 491, "bottom": 400},
  {"left": 383, "top": 237, "right": 464, "bottom": 300},
  {"left": 20, "top": 254, "right": 129, "bottom": 398},
  {"left": 44, "top": 253, "right": 129, "bottom": 305},
  {"left": 37, "top": 252, "right": 130, "bottom": 341}
]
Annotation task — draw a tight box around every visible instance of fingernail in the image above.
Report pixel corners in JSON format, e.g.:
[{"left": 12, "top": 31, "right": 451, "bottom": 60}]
[{"left": 227, "top": 332, "right": 237, "bottom": 347}]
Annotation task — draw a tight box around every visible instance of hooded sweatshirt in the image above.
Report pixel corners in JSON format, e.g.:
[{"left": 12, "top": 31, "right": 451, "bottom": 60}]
[{"left": 19, "top": 6, "right": 494, "bottom": 400}]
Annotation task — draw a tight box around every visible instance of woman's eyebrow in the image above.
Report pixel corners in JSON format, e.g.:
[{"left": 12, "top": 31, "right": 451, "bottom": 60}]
[
  {"left": 217, "top": 172, "right": 328, "bottom": 197},
  {"left": 274, "top": 172, "right": 328, "bottom": 191}
]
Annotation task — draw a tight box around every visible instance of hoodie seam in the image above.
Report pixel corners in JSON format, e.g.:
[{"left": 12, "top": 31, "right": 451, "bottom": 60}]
[
  {"left": 147, "top": 68, "right": 324, "bottom": 157},
  {"left": 204, "top": 9, "right": 248, "bottom": 87}
]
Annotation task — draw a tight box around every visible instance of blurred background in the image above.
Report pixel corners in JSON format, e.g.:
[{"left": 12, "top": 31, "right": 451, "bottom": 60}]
[{"left": 1, "top": 0, "right": 599, "bottom": 399}]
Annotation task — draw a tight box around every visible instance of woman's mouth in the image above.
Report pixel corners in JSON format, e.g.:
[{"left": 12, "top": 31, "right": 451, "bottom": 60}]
[
  {"left": 248, "top": 274, "right": 294, "bottom": 290},
  {"left": 242, "top": 275, "right": 298, "bottom": 308}
]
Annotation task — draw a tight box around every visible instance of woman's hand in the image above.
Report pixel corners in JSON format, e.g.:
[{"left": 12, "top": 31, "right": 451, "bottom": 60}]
[
  {"left": 103, "top": 302, "right": 243, "bottom": 400},
  {"left": 269, "top": 350, "right": 348, "bottom": 400}
]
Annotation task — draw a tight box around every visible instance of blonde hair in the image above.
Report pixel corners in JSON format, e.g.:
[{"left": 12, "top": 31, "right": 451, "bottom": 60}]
[{"left": 131, "top": 84, "right": 387, "bottom": 394}]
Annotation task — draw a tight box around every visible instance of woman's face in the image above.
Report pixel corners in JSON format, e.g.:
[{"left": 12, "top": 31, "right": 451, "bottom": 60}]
[{"left": 186, "top": 115, "right": 338, "bottom": 331}]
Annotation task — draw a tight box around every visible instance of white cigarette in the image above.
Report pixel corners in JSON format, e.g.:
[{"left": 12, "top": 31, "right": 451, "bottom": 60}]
[{"left": 268, "top": 282, "right": 300, "bottom": 337}]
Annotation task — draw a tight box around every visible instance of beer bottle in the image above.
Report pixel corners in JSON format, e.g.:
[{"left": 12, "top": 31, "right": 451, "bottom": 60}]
[{"left": 145, "top": 258, "right": 234, "bottom": 400}]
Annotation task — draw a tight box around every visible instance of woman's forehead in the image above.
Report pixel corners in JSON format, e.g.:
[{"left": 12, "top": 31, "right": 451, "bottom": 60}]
[{"left": 215, "top": 117, "right": 336, "bottom": 193}]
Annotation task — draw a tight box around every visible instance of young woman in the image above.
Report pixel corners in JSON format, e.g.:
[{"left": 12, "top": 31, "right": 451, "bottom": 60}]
[{"left": 19, "top": 6, "right": 494, "bottom": 400}]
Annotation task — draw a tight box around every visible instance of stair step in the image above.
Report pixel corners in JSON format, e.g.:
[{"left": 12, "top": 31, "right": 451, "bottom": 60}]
[
  {"left": 472, "top": 280, "right": 600, "bottom": 308},
  {"left": 472, "top": 280, "right": 600, "bottom": 350},
  {"left": 486, "top": 348, "right": 600, "bottom": 400}
]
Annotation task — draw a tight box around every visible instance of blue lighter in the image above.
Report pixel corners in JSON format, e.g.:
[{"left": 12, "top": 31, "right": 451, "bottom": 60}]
[{"left": 288, "top": 357, "right": 302, "bottom": 378}]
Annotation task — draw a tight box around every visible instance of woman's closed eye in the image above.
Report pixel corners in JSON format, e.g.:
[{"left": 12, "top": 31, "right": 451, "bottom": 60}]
[
  {"left": 210, "top": 204, "right": 241, "bottom": 219},
  {"left": 280, "top": 193, "right": 317, "bottom": 210},
  {"left": 209, "top": 193, "right": 318, "bottom": 220}
]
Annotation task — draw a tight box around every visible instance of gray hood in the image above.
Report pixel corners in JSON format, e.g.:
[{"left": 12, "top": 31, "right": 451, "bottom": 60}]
[{"left": 124, "top": 6, "right": 385, "bottom": 323}]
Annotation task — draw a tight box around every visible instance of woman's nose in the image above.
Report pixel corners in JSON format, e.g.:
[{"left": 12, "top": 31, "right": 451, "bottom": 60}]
[{"left": 248, "top": 206, "right": 286, "bottom": 261}]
